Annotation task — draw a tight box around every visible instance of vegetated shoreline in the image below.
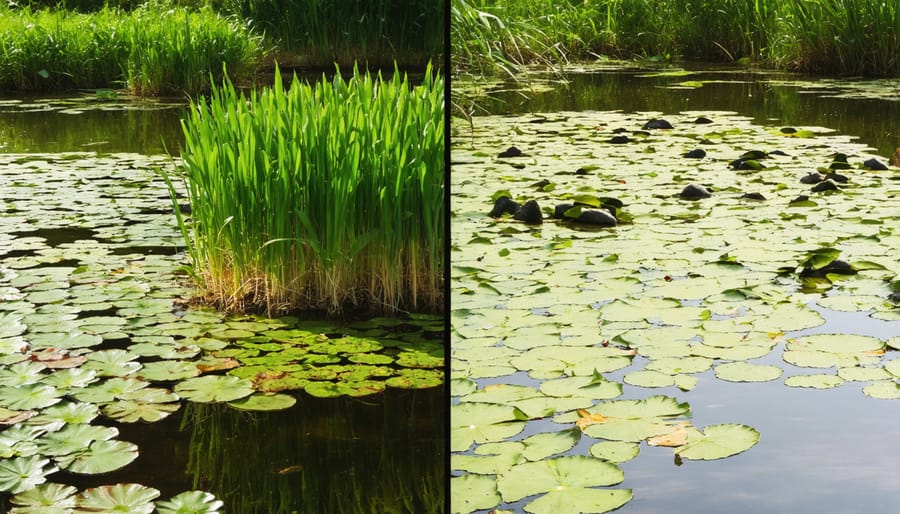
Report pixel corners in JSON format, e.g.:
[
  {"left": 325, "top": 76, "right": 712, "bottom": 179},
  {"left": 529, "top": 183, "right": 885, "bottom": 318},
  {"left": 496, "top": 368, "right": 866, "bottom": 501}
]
[
  {"left": 0, "top": 1, "right": 444, "bottom": 96},
  {"left": 452, "top": 0, "right": 899, "bottom": 79}
]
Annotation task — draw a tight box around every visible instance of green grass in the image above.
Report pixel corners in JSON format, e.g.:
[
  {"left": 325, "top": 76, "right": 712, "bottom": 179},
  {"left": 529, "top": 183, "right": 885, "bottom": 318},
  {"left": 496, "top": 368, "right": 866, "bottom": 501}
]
[
  {"left": 0, "top": 4, "right": 262, "bottom": 94},
  {"left": 457, "top": 0, "right": 899, "bottom": 76},
  {"left": 170, "top": 64, "right": 444, "bottom": 316}
]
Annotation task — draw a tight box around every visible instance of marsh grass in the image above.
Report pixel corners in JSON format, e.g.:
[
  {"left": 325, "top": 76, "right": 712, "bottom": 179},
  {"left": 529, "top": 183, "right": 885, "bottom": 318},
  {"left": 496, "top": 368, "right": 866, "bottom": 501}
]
[
  {"left": 458, "top": 0, "right": 899, "bottom": 76},
  {"left": 172, "top": 64, "right": 443, "bottom": 316},
  {"left": 0, "top": 5, "right": 261, "bottom": 94}
]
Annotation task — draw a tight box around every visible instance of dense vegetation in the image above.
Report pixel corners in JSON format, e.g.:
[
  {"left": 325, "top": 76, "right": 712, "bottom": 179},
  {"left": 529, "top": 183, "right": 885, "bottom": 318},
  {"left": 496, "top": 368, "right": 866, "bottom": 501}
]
[
  {"left": 170, "top": 65, "right": 444, "bottom": 316},
  {"left": 453, "top": 0, "right": 899, "bottom": 77},
  {"left": 0, "top": 0, "right": 443, "bottom": 94}
]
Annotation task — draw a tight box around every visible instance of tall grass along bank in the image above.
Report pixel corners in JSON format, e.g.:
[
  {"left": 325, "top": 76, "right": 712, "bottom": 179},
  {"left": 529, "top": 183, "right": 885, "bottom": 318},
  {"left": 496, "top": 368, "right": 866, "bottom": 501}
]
[
  {"left": 0, "top": 5, "right": 261, "bottom": 94},
  {"left": 455, "top": 0, "right": 899, "bottom": 77},
  {"left": 171, "top": 64, "right": 444, "bottom": 316}
]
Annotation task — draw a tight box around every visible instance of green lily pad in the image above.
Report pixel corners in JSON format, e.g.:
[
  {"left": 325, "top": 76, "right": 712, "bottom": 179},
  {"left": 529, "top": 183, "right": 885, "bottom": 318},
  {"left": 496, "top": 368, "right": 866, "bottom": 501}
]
[
  {"left": 101, "top": 400, "right": 181, "bottom": 423},
  {"left": 0, "top": 384, "right": 63, "bottom": 410},
  {"left": 645, "top": 356, "right": 712, "bottom": 375},
  {"left": 497, "top": 455, "right": 624, "bottom": 503},
  {"left": 69, "top": 378, "right": 149, "bottom": 403},
  {"left": 451, "top": 402, "right": 528, "bottom": 452},
  {"left": 0, "top": 456, "right": 58, "bottom": 494},
  {"left": 155, "top": 490, "right": 224, "bottom": 514},
  {"left": 451, "top": 474, "right": 501, "bottom": 514},
  {"left": 27, "top": 401, "right": 98, "bottom": 426},
  {"left": 0, "top": 361, "right": 48, "bottom": 387},
  {"left": 35, "top": 424, "right": 118, "bottom": 457},
  {"left": 524, "top": 487, "right": 633, "bottom": 514},
  {"left": 8, "top": 482, "right": 77, "bottom": 513},
  {"left": 228, "top": 393, "right": 296, "bottom": 412},
  {"left": 784, "top": 374, "right": 844, "bottom": 389},
  {"left": 174, "top": 375, "right": 254, "bottom": 403},
  {"left": 136, "top": 360, "right": 201, "bottom": 382},
  {"left": 304, "top": 380, "right": 386, "bottom": 398},
  {"left": 539, "top": 371, "right": 623, "bottom": 399},
  {"left": 862, "top": 380, "right": 900, "bottom": 399},
  {"left": 676, "top": 423, "right": 760, "bottom": 460},
  {"left": 82, "top": 349, "right": 142, "bottom": 377},
  {"left": 56, "top": 439, "right": 139, "bottom": 474},
  {"left": 385, "top": 368, "right": 443, "bottom": 389},
  {"left": 75, "top": 483, "right": 160, "bottom": 514},
  {"left": 714, "top": 362, "right": 783, "bottom": 382},
  {"left": 588, "top": 441, "right": 640, "bottom": 463},
  {"left": 623, "top": 370, "right": 675, "bottom": 388}
]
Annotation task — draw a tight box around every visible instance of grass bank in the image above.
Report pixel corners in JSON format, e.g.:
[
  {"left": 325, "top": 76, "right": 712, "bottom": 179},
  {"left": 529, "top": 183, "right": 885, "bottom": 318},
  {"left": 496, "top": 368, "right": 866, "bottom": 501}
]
[
  {"left": 169, "top": 64, "right": 444, "bottom": 316},
  {"left": 454, "top": 0, "right": 899, "bottom": 77},
  {"left": 0, "top": 4, "right": 262, "bottom": 94}
]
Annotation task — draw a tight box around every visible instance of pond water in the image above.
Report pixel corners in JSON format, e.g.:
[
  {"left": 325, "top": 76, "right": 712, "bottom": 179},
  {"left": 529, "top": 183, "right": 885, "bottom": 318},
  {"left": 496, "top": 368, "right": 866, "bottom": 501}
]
[
  {"left": 0, "top": 94, "right": 444, "bottom": 512},
  {"left": 451, "top": 64, "right": 899, "bottom": 514}
]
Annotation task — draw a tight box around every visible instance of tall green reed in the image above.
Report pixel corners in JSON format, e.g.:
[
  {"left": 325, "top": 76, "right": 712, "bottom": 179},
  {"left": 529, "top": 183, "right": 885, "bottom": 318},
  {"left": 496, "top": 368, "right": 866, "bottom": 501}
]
[{"left": 173, "top": 64, "right": 444, "bottom": 316}]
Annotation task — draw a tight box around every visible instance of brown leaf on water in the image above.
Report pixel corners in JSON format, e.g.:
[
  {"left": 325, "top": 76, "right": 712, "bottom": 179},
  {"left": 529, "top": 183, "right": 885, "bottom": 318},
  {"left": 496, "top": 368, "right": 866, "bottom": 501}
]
[
  {"left": 646, "top": 421, "right": 693, "bottom": 447},
  {"left": 0, "top": 407, "right": 36, "bottom": 425},
  {"left": 196, "top": 356, "right": 240, "bottom": 372},
  {"left": 575, "top": 408, "right": 609, "bottom": 430}
]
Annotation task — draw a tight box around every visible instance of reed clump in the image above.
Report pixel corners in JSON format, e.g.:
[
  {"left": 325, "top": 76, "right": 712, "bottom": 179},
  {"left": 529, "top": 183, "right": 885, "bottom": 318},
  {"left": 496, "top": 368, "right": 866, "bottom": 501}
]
[
  {"left": 0, "top": 4, "right": 261, "bottom": 94},
  {"left": 173, "top": 64, "right": 444, "bottom": 316}
]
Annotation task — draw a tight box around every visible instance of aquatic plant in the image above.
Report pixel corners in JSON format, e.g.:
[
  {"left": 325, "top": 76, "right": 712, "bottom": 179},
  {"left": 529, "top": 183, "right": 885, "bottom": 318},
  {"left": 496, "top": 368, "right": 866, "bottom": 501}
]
[
  {"left": 455, "top": 0, "right": 900, "bottom": 76},
  {"left": 0, "top": 4, "right": 262, "bottom": 94},
  {"left": 173, "top": 64, "right": 444, "bottom": 316}
]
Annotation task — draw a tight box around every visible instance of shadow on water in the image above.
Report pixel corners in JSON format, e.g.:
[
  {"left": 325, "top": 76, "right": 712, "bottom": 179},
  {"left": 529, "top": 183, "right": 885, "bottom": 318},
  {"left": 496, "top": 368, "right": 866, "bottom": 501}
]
[
  {"left": 54, "top": 388, "right": 444, "bottom": 514},
  {"left": 473, "top": 65, "right": 900, "bottom": 156}
]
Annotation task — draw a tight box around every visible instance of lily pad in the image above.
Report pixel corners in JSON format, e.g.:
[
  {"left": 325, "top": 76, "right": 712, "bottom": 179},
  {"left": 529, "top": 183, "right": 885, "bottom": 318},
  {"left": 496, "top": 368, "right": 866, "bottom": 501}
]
[
  {"left": 451, "top": 474, "right": 501, "bottom": 514},
  {"left": 227, "top": 393, "right": 296, "bottom": 412},
  {"left": 75, "top": 483, "right": 160, "bottom": 514},
  {"left": 0, "top": 456, "right": 58, "bottom": 494},
  {"left": 451, "top": 402, "right": 528, "bottom": 452},
  {"left": 496, "top": 456, "right": 625, "bottom": 503},
  {"left": 675, "top": 423, "right": 760, "bottom": 460},
  {"left": 714, "top": 362, "right": 783, "bottom": 382},
  {"left": 101, "top": 400, "right": 181, "bottom": 423},
  {"left": 174, "top": 375, "right": 254, "bottom": 403},
  {"left": 8, "top": 482, "right": 77, "bottom": 513},
  {"left": 588, "top": 441, "right": 640, "bottom": 463},
  {"left": 155, "top": 490, "right": 224, "bottom": 514},
  {"left": 784, "top": 374, "right": 844, "bottom": 389},
  {"left": 56, "top": 439, "right": 139, "bottom": 474}
]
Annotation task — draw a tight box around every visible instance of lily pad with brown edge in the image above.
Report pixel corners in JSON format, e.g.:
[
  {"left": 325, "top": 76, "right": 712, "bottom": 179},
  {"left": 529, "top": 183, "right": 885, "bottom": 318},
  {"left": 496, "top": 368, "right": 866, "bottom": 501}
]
[
  {"left": 8, "top": 482, "right": 78, "bottom": 512},
  {"left": 75, "top": 483, "right": 159, "bottom": 514}
]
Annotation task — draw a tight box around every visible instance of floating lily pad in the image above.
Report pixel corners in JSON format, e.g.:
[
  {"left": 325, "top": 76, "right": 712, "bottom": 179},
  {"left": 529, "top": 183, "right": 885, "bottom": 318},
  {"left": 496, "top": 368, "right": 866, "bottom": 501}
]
[
  {"left": 0, "top": 456, "right": 58, "bottom": 494},
  {"left": 75, "top": 483, "right": 160, "bottom": 514},
  {"left": 784, "top": 374, "right": 844, "bottom": 389},
  {"left": 8, "top": 482, "right": 77, "bottom": 513},
  {"left": 385, "top": 369, "right": 443, "bottom": 389},
  {"left": 714, "top": 362, "right": 783, "bottom": 383},
  {"left": 228, "top": 393, "right": 296, "bottom": 412},
  {"left": 588, "top": 441, "right": 640, "bottom": 463},
  {"left": 496, "top": 455, "right": 625, "bottom": 504},
  {"left": 56, "top": 439, "right": 139, "bottom": 474},
  {"left": 101, "top": 400, "right": 181, "bottom": 423},
  {"left": 155, "top": 490, "right": 224, "bottom": 514},
  {"left": 862, "top": 380, "right": 900, "bottom": 399},
  {"left": 174, "top": 375, "right": 254, "bottom": 403},
  {"left": 0, "top": 384, "right": 63, "bottom": 410},
  {"left": 623, "top": 370, "right": 675, "bottom": 388},
  {"left": 35, "top": 424, "right": 118, "bottom": 457},
  {"left": 451, "top": 474, "right": 501, "bottom": 514},
  {"left": 451, "top": 402, "right": 528, "bottom": 452},
  {"left": 676, "top": 424, "right": 760, "bottom": 460}
]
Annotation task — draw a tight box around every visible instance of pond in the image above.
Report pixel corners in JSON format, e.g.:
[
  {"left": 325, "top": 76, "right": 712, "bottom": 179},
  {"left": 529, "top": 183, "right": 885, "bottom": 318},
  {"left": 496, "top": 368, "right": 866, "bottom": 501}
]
[
  {"left": 0, "top": 94, "right": 445, "bottom": 513},
  {"left": 450, "top": 64, "right": 899, "bottom": 514}
]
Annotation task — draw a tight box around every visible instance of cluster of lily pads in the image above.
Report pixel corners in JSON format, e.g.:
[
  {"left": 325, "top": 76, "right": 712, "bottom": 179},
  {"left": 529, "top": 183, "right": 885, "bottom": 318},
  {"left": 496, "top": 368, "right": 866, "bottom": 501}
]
[
  {"left": 450, "top": 110, "right": 899, "bottom": 512},
  {"left": 0, "top": 153, "right": 443, "bottom": 512}
]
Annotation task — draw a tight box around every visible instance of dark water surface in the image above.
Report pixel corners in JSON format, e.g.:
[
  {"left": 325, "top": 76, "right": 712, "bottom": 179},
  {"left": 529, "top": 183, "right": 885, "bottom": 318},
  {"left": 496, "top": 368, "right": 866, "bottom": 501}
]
[{"left": 460, "top": 64, "right": 899, "bottom": 514}]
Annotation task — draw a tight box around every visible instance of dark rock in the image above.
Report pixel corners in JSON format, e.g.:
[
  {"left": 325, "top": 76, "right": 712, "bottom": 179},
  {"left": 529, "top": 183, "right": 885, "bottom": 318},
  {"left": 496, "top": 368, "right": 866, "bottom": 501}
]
[
  {"left": 608, "top": 135, "right": 631, "bottom": 144},
  {"left": 824, "top": 172, "right": 848, "bottom": 183},
  {"left": 683, "top": 149, "right": 706, "bottom": 159},
  {"left": 680, "top": 183, "right": 711, "bottom": 199},
  {"left": 890, "top": 291, "right": 900, "bottom": 303},
  {"left": 498, "top": 146, "right": 524, "bottom": 158},
  {"left": 829, "top": 161, "right": 852, "bottom": 170},
  {"left": 694, "top": 117, "right": 713, "bottom": 124},
  {"left": 553, "top": 203, "right": 574, "bottom": 219},
  {"left": 575, "top": 209, "right": 617, "bottom": 227},
  {"left": 780, "top": 127, "right": 797, "bottom": 134},
  {"left": 730, "top": 159, "right": 765, "bottom": 170},
  {"left": 740, "top": 150, "right": 767, "bottom": 160},
  {"left": 863, "top": 158, "right": 888, "bottom": 170},
  {"left": 800, "top": 172, "right": 823, "bottom": 184},
  {"left": 612, "top": 128, "right": 629, "bottom": 134},
  {"left": 741, "top": 192, "right": 766, "bottom": 201},
  {"left": 767, "top": 150, "right": 789, "bottom": 156},
  {"left": 574, "top": 167, "right": 590, "bottom": 175},
  {"left": 811, "top": 180, "right": 838, "bottom": 192},
  {"left": 178, "top": 203, "right": 191, "bottom": 214},
  {"left": 513, "top": 200, "right": 543, "bottom": 224},
  {"left": 642, "top": 119, "right": 673, "bottom": 130},
  {"left": 531, "top": 179, "right": 551, "bottom": 189},
  {"left": 489, "top": 196, "right": 521, "bottom": 217},
  {"left": 791, "top": 195, "right": 810, "bottom": 203},
  {"left": 800, "top": 259, "right": 856, "bottom": 278}
]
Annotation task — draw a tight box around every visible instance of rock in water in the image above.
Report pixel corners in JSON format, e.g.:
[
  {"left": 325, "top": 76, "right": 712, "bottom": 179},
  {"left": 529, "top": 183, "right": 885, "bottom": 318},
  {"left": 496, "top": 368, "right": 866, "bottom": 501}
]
[
  {"left": 575, "top": 209, "right": 617, "bottom": 227},
  {"left": 863, "top": 158, "right": 888, "bottom": 170},
  {"left": 642, "top": 119, "right": 673, "bottom": 130},
  {"left": 811, "top": 180, "right": 838, "bottom": 192},
  {"left": 800, "top": 172, "right": 823, "bottom": 184},
  {"left": 741, "top": 192, "right": 766, "bottom": 201},
  {"left": 553, "top": 203, "right": 574, "bottom": 219},
  {"left": 680, "top": 183, "right": 711, "bottom": 199},
  {"left": 694, "top": 117, "right": 713, "bottom": 124},
  {"left": 608, "top": 135, "right": 630, "bottom": 144},
  {"left": 513, "top": 200, "right": 543, "bottom": 224},
  {"left": 498, "top": 146, "right": 524, "bottom": 158},
  {"left": 489, "top": 196, "right": 520, "bottom": 217},
  {"left": 683, "top": 149, "right": 706, "bottom": 159}
]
